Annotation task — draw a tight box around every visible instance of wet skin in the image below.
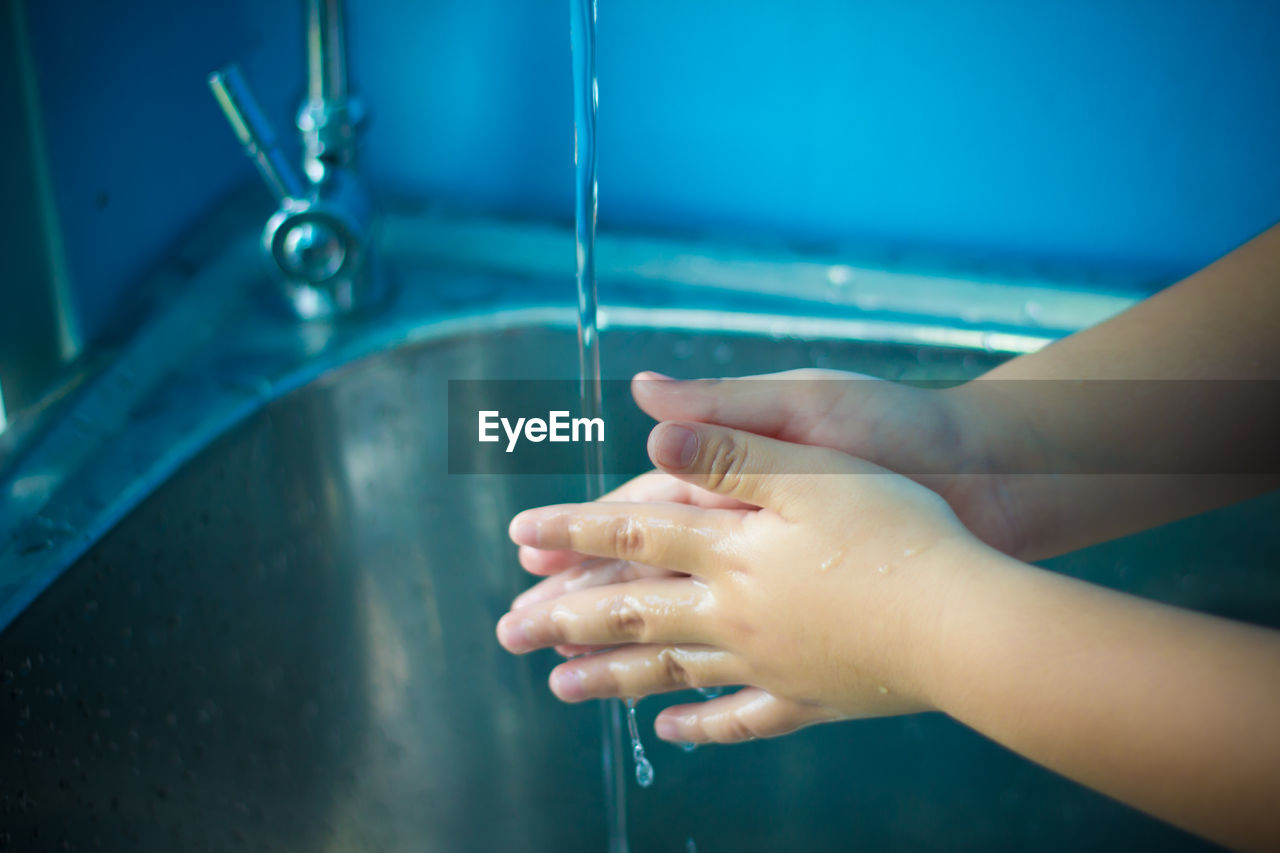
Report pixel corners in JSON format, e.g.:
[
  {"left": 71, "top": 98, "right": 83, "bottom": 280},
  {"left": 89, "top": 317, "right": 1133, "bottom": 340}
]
[
  {"left": 496, "top": 415, "right": 975, "bottom": 744},
  {"left": 497, "top": 223, "right": 1280, "bottom": 849},
  {"left": 495, "top": 365, "right": 1280, "bottom": 851}
]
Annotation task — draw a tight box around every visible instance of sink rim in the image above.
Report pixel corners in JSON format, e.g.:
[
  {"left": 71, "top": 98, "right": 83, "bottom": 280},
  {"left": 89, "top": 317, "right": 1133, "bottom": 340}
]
[{"left": 0, "top": 210, "right": 1138, "bottom": 634}]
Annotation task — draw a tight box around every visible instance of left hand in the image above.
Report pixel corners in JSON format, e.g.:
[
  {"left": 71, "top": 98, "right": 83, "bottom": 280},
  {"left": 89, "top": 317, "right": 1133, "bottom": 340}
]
[
  {"left": 496, "top": 421, "right": 988, "bottom": 744},
  {"left": 510, "top": 468, "right": 755, "bottom": 658}
]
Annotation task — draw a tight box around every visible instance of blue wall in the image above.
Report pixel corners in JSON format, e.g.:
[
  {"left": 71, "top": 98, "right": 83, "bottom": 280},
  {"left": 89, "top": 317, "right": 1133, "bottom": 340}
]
[
  {"left": 26, "top": 0, "right": 1280, "bottom": 342},
  {"left": 27, "top": 0, "right": 300, "bottom": 340}
]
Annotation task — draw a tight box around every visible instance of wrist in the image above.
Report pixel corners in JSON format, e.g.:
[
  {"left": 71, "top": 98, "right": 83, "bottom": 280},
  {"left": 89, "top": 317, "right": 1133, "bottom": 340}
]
[
  {"left": 901, "top": 536, "right": 1028, "bottom": 715},
  {"left": 939, "top": 380, "right": 1060, "bottom": 560}
]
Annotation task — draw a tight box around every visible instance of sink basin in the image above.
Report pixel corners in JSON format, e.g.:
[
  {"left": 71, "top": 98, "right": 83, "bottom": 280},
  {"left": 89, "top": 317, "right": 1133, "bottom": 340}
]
[{"left": 1, "top": 213, "right": 1271, "bottom": 850}]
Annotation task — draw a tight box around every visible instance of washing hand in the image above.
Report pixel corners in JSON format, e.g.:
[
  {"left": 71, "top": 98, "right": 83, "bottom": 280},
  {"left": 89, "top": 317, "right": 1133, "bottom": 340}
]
[
  {"left": 513, "top": 369, "right": 1039, "bottom": 638},
  {"left": 496, "top": 417, "right": 1280, "bottom": 850},
  {"left": 497, "top": 419, "right": 988, "bottom": 743},
  {"left": 498, "top": 224, "right": 1280, "bottom": 850}
]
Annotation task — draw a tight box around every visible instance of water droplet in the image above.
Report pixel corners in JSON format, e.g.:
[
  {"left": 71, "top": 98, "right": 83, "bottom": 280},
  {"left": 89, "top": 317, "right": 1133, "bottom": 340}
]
[
  {"left": 625, "top": 698, "right": 654, "bottom": 788},
  {"left": 824, "top": 267, "right": 854, "bottom": 303},
  {"left": 679, "top": 741, "right": 698, "bottom": 753},
  {"left": 876, "top": 564, "right": 890, "bottom": 575},
  {"left": 826, "top": 265, "right": 854, "bottom": 286},
  {"left": 695, "top": 686, "right": 724, "bottom": 699},
  {"left": 634, "top": 752, "right": 654, "bottom": 787},
  {"left": 877, "top": 685, "right": 890, "bottom": 695}
]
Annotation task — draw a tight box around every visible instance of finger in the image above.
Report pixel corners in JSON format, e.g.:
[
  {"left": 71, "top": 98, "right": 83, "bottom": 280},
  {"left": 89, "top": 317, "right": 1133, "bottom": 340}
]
[
  {"left": 509, "top": 501, "right": 739, "bottom": 575},
  {"left": 653, "top": 687, "right": 838, "bottom": 744},
  {"left": 599, "top": 469, "right": 755, "bottom": 511},
  {"left": 647, "top": 421, "right": 861, "bottom": 516},
  {"left": 516, "top": 471, "right": 753, "bottom": 577},
  {"left": 547, "top": 644, "right": 746, "bottom": 702},
  {"left": 554, "top": 643, "right": 609, "bottom": 658},
  {"left": 518, "top": 545, "right": 590, "bottom": 576},
  {"left": 496, "top": 579, "right": 714, "bottom": 653},
  {"left": 511, "top": 559, "right": 677, "bottom": 610},
  {"left": 632, "top": 369, "right": 869, "bottom": 444}
]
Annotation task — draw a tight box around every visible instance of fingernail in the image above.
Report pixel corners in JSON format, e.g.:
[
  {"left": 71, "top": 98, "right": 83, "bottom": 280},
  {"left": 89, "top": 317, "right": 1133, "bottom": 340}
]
[
  {"left": 654, "top": 716, "right": 682, "bottom": 741},
  {"left": 510, "top": 515, "right": 540, "bottom": 546},
  {"left": 550, "top": 668, "right": 587, "bottom": 701},
  {"left": 651, "top": 423, "right": 698, "bottom": 469},
  {"left": 498, "top": 616, "right": 530, "bottom": 651}
]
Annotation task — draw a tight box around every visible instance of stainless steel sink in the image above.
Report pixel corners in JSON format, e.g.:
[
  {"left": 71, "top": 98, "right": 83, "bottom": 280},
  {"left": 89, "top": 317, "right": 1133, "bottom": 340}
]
[{"left": 1, "top": 212, "right": 1271, "bottom": 850}]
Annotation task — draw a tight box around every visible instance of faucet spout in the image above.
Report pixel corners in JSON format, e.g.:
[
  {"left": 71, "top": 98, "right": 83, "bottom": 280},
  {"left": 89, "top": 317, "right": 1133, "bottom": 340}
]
[
  {"left": 298, "top": 0, "right": 363, "bottom": 185},
  {"left": 307, "top": 0, "right": 348, "bottom": 104}
]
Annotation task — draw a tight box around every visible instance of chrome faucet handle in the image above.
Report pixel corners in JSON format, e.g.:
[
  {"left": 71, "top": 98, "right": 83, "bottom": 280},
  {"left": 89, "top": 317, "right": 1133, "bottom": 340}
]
[
  {"left": 207, "top": 63, "right": 375, "bottom": 320},
  {"left": 207, "top": 0, "right": 382, "bottom": 321},
  {"left": 207, "top": 66, "right": 306, "bottom": 203}
]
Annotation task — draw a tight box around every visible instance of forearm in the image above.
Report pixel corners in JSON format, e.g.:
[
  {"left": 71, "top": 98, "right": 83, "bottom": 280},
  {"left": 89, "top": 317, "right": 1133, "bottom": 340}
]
[
  {"left": 919, "top": 544, "right": 1280, "bottom": 850},
  {"left": 953, "top": 222, "right": 1280, "bottom": 557},
  {"left": 985, "top": 221, "right": 1280, "bottom": 382}
]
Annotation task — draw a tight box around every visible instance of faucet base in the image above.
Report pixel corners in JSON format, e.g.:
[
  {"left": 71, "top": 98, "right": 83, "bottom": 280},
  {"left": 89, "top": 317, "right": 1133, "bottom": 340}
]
[{"left": 262, "top": 193, "right": 384, "bottom": 322}]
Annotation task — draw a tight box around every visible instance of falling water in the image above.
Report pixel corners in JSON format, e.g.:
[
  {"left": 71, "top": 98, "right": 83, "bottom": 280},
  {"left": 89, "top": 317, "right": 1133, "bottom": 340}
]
[
  {"left": 569, "top": 1, "right": 638, "bottom": 850},
  {"left": 625, "top": 698, "right": 654, "bottom": 787}
]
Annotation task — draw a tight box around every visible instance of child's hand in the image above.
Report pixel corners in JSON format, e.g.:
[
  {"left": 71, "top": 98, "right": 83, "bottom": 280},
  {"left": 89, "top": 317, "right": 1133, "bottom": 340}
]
[
  {"left": 512, "top": 470, "right": 755, "bottom": 657},
  {"left": 497, "top": 420, "right": 987, "bottom": 744},
  {"left": 629, "top": 370, "right": 1032, "bottom": 554},
  {"left": 514, "top": 369, "right": 1035, "bottom": 628}
]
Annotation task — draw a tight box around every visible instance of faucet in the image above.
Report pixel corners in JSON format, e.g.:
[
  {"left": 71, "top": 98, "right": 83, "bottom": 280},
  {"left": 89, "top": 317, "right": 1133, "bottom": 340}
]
[{"left": 207, "top": 0, "right": 380, "bottom": 320}]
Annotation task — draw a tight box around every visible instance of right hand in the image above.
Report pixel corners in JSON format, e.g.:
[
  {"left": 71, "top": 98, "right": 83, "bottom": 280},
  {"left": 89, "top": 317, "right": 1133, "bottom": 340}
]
[{"left": 515, "top": 369, "right": 1038, "bottom": 627}]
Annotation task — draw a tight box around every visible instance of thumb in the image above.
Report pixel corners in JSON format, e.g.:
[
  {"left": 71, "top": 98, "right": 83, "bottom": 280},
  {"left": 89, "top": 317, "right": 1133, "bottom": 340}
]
[
  {"left": 631, "top": 369, "right": 875, "bottom": 445},
  {"left": 647, "top": 421, "right": 862, "bottom": 514}
]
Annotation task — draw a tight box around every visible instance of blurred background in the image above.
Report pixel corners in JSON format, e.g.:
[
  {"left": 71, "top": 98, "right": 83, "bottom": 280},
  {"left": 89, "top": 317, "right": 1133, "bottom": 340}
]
[{"left": 3, "top": 0, "right": 1280, "bottom": 413}]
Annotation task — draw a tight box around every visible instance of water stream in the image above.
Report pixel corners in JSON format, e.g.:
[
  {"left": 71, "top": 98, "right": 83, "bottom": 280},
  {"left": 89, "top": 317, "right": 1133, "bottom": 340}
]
[{"left": 569, "top": 1, "right": 644, "bottom": 850}]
